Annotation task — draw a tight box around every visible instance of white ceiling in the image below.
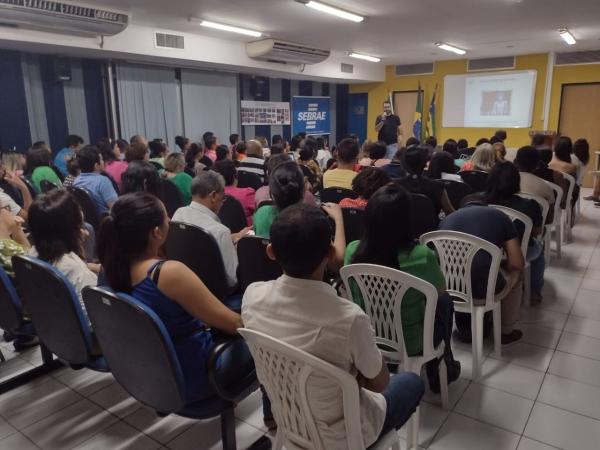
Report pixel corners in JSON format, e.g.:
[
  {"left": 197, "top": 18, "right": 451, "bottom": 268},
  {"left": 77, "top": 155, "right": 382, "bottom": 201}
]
[{"left": 81, "top": 0, "right": 600, "bottom": 64}]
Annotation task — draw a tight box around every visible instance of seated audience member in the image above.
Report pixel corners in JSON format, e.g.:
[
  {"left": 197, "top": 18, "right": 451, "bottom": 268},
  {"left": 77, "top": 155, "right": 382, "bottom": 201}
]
[
  {"left": 214, "top": 160, "right": 255, "bottom": 225},
  {"left": 425, "top": 136, "right": 438, "bottom": 150},
  {"left": 398, "top": 146, "right": 454, "bottom": 216},
  {"left": 405, "top": 137, "right": 420, "bottom": 147},
  {"left": 549, "top": 136, "right": 577, "bottom": 177},
  {"left": 130, "top": 135, "right": 148, "bottom": 147},
  {"left": 54, "top": 135, "right": 84, "bottom": 177},
  {"left": 63, "top": 155, "right": 79, "bottom": 188},
  {"left": 359, "top": 141, "right": 391, "bottom": 168},
  {"left": 344, "top": 183, "right": 460, "bottom": 391},
  {"left": 98, "top": 192, "right": 260, "bottom": 404},
  {"left": 381, "top": 148, "right": 407, "bottom": 180},
  {"left": 535, "top": 148, "right": 565, "bottom": 188},
  {"left": 184, "top": 143, "right": 208, "bottom": 177},
  {"left": 462, "top": 143, "right": 496, "bottom": 172},
  {"left": 126, "top": 142, "right": 150, "bottom": 163},
  {"left": 0, "top": 204, "right": 29, "bottom": 275},
  {"left": 476, "top": 137, "right": 490, "bottom": 146},
  {"left": 216, "top": 145, "right": 231, "bottom": 162},
  {"left": 230, "top": 133, "right": 240, "bottom": 148},
  {"left": 494, "top": 130, "right": 507, "bottom": 142},
  {"left": 271, "top": 134, "right": 282, "bottom": 147},
  {"left": 493, "top": 142, "right": 507, "bottom": 162},
  {"left": 73, "top": 146, "right": 118, "bottom": 214},
  {"left": 0, "top": 167, "right": 32, "bottom": 220},
  {"left": 254, "top": 161, "right": 305, "bottom": 238},
  {"left": 428, "top": 151, "right": 462, "bottom": 182},
  {"left": 440, "top": 201, "right": 524, "bottom": 345},
  {"left": 172, "top": 171, "right": 249, "bottom": 289},
  {"left": 235, "top": 141, "right": 247, "bottom": 161},
  {"left": 26, "top": 148, "right": 63, "bottom": 193},
  {"left": 485, "top": 162, "right": 545, "bottom": 304},
  {"left": 149, "top": 139, "right": 168, "bottom": 167},
  {"left": 2, "top": 148, "right": 26, "bottom": 176},
  {"left": 255, "top": 136, "right": 270, "bottom": 158},
  {"left": 316, "top": 137, "right": 332, "bottom": 171},
  {"left": 339, "top": 167, "right": 390, "bottom": 209},
  {"left": 515, "top": 146, "right": 556, "bottom": 223},
  {"left": 268, "top": 144, "right": 285, "bottom": 157},
  {"left": 175, "top": 135, "right": 191, "bottom": 154},
  {"left": 442, "top": 139, "right": 459, "bottom": 160},
  {"left": 572, "top": 138, "right": 590, "bottom": 186},
  {"left": 457, "top": 139, "right": 469, "bottom": 152},
  {"left": 204, "top": 135, "right": 218, "bottom": 162},
  {"left": 323, "top": 138, "right": 359, "bottom": 189},
  {"left": 163, "top": 153, "right": 193, "bottom": 205},
  {"left": 254, "top": 154, "right": 317, "bottom": 208},
  {"left": 121, "top": 161, "right": 162, "bottom": 198},
  {"left": 28, "top": 189, "right": 98, "bottom": 310},
  {"left": 490, "top": 135, "right": 502, "bottom": 145},
  {"left": 242, "top": 203, "right": 424, "bottom": 448},
  {"left": 238, "top": 140, "right": 266, "bottom": 184},
  {"left": 99, "top": 138, "right": 128, "bottom": 191},
  {"left": 298, "top": 143, "right": 322, "bottom": 192}
]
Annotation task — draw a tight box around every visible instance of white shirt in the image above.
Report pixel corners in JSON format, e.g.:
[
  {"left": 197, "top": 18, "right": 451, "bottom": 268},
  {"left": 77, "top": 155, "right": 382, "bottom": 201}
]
[
  {"left": 0, "top": 189, "right": 21, "bottom": 215},
  {"left": 317, "top": 149, "right": 333, "bottom": 171},
  {"left": 441, "top": 172, "right": 463, "bottom": 183},
  {"left": 571, "top": 154, "right": 586, "bottom": 185},
  {"left": 172, "top": 201, "right": 237, "bottom": 287},
  {"left": 242, "top": 275, "right": 386, "bottom": 449}
]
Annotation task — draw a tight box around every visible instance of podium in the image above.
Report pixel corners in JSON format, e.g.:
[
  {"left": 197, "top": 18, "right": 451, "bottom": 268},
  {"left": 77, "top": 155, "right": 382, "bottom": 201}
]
[{"left": 528, "top": 130, "right": 557, "bottom": 148}]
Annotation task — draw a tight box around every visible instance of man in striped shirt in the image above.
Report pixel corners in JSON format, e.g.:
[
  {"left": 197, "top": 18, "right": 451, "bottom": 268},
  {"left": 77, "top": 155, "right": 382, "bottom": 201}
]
[{"left": 238, "top": 139, "right": 267, "bottom": 184}]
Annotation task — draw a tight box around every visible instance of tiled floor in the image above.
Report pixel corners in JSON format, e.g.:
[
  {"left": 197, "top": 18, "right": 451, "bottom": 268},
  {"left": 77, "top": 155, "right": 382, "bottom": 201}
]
[{"left": 1, "top": 192, "right": 600, "bottom": 449}]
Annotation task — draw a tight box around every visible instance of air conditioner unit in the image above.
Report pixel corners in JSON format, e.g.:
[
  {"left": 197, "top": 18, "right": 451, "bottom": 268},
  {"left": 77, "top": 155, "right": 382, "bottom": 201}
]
[
  {"left": 0, "top": 0, "right": 128, "bottom": 37},
  {"left": 246, "top": 39, "right": 330, "bottom": 65}
]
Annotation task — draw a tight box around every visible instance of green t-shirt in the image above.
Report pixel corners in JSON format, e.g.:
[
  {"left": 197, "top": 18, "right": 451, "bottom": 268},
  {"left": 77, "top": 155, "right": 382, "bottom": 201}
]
[
  {"left": 253, "top": 205, "right": 279, "bottom": 238},
  {"left": 344, "top": 240, "right": 446, "bottom": 357},
  {"left": 31, "top": 166, "right": 63, "bottom": 193},
  {"left": 169, "top": 172, "right": 193, "bottom": 205}
]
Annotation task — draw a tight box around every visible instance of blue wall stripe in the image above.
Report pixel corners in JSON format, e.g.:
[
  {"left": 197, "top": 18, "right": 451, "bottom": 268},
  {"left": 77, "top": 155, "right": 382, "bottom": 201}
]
[
  {"left": 81, "top": 59, "right": 108, "bottom": 144},
  {"left": 281, "top": 79, "right": 291, "bottom": 141},
  {"left": 336, "top": 84, "right": 349, "bottom": 143},
  {"left": 0, "top": 51, "right": 31, "bottom": 151},
  {"left": 321, "top": 83, "right": 330, "bottom": 96},
  {"left": 299, "top": 80, "right": 312, "bottom": 96},
  {"left": 39, "top": 56, "right": 69, "bottom": 153},
  {"left": 254, "top": 76, "right": 270, "bottom": 141}
]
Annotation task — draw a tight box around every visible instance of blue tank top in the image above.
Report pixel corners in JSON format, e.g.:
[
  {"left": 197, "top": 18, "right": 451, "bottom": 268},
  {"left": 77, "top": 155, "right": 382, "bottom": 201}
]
[{"left": 132, "top": 261, "right": 215, "bottom": 402}]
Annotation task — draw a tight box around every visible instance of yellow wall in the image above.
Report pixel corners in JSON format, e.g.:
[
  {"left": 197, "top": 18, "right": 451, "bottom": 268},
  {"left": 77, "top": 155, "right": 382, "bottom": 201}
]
[{"left": 350, "top": 54, "right": 551, "bottom": 148}]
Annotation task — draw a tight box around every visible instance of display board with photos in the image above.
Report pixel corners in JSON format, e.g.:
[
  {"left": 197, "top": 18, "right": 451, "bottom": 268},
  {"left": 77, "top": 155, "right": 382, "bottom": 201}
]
[{"left": 241, "top": 100, "right": 291, "bottom": 125}]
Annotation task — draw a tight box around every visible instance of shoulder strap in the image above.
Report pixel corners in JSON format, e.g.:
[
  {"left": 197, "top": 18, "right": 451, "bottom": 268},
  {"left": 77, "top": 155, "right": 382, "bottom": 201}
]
[{"left": 148, "top": 260, "right": 165, "bottom": 284}]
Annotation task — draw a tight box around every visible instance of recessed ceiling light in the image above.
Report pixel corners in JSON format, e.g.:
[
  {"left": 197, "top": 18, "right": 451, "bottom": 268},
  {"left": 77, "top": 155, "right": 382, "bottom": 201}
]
[
  {"left": 559, "top": 28, "right": 576, "bottom": 45},
  {"left": 299, "top": 1, "right": 364, "bottom": 23},
  {"left": 435, "top": 42, "right": 467, "bottom": 55},
  {"left": 199, "top": 20, "right": 262, "bottom": 37},
  {"left": 349, "top": 52, "right": 381, "bottom": 63}
]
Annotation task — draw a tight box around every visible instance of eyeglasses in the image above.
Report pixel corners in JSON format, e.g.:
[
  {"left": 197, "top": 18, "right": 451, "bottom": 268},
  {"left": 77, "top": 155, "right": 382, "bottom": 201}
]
[{"left": 0, "top": 205, "right": 11, "bottom": 213}]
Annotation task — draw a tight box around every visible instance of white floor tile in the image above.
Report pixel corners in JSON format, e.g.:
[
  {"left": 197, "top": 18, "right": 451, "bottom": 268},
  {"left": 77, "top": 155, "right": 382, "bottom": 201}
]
[
  {"left": 453, "top": 347, "right": 484, "bottom": 381},
  {"left": 564, "top": 315, "right": 600, "bottom": 340},
  {"left": 519, "top": 323, "right": 561, "bottom": 350},
  {"left": 233, "top": 389, "right": 267, "bottom": 432},
  {"left": 0, "top": 358, "right": 35, "bottom": 384},
  {"left": 525, "top": 402, "right": 600, "bottom": 450},
  {"left": 455, "top": 384, "right": 534, "bottom": 434},
  {"left": 398, "top": 401, "right": 449, "bottom": 448},
  {"left": 519, "top": 308, "right": 568, "bottom": 331},
  {"left": 491, "top": 343, "right": 554, "bottom": 372},
  {"left": 548, "top": 351, "right": 600, "bottom": 388},
  {"left": 54, "top": 368, "right": 114, "bottom": 397},
  {"left": 165, "top": 418, "right": 265, "bottom": 450},
  {"left": 71, "top": 421, "right": 161, "bottom": 450},
  {"left": 0, "top": 417, "right": 17, "bottom": 441},
  {"left": 571, "top": 289, "right": 600, "bottom": 321},
  {"left": 476, "top": 358, "right": 545, "bottom": 400},
  {"left": 0, "top": 432, "right": 40, "bottom": 450},
  {"left": 557, "top": 331, "right": 600, "bottom": 361},
  {"left": 429, "top": 412, "right": 520, "bottom": 450},
  {"left": 122, "top": 406, "right": 197, "bottom": 445},
  {"left": 87, "top": 383, "right": 140, "bottom": 419},
  {"left": 580, "top": 275, "right": 600, "bottom": 292},
  {"left": 538, "top": 373, "right": 600, "bottom": 421},
  {"left": 517, "top": 436, "right": 563, "bottom": 450},
  {"left": 423, "top": 377, "right": 470, "bottom": 410}
]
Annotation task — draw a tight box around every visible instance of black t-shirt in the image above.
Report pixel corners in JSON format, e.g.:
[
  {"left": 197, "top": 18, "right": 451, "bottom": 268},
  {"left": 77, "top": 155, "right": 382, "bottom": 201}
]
[
  {"left": 439, "top": 204, "right": 518, "bottom": 299},
  {"left": 376, "top": 114, "right": 401, "bottom": 145}
]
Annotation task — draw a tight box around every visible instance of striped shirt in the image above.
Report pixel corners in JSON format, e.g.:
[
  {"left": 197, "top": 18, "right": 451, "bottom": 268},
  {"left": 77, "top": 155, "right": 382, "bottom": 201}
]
[{"left": 238, "top": 156, "right": 266, "bottom": 183}]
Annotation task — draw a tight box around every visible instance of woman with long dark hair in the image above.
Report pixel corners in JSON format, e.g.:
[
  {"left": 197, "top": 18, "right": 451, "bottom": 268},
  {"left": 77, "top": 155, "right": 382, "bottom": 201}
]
[
  {"left": 98, "top": 138, "right": 128, "bottom": 191},
  {"left": 120, "top": 161, "right": 162, "bottom": 199},
  {"left": 549, "top": 136, "right": 577, "bottom": 177}
]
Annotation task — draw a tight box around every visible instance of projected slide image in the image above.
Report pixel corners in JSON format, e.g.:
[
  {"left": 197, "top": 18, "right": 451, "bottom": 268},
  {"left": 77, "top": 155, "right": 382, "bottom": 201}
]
[{"left": 481, "top": 90, "right": 512, "bottom": 116}]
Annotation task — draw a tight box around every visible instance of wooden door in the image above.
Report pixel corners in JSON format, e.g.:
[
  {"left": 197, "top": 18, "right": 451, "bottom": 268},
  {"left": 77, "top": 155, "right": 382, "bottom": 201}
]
[
  {"left": 558, "top": 83, "right": 600, "bottom": 187},
  {"left": 393, "top": 91, "right": 418, "bottom": 146}
]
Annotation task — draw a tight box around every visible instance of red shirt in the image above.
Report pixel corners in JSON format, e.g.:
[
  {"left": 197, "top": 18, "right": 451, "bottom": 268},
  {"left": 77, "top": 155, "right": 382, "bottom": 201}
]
[
  {"left": 339, "top": 197, "right": 368, "bottom": 209},
  {"left": 225, "top": 186, "right": 256, "bottom": 225}
]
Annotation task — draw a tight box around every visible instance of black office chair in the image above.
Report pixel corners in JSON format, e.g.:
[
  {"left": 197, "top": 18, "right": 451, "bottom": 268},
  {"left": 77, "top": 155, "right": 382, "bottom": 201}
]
[
  {"left": 218, "top": 195, "right": 247, "bottom": 234},
  {"left": 256, "top": 199, "right": 273, "bottom": 210},
  {"left": 237, "top": 171, "right": 263, "bottom": 190},
  {"left": 82, "top": 286, "right": 269, "bottom": 450},
  {"left": 236, "top": 236, "right": 282, "bottom": 293},
  {"left": 40, "top": 179, "right": 59, "bottom": 193},
  {"left": 321, "top": 187, "right": 358, "bottom": 204},
  {"left": 68, "top": 186, "right": 102, "bottom": 230},
  {"left": 342, "top": 207, "right": 365, "bottom": 244},
  {"left": 100, "top": 171, "right": 120, "bottom": 195},
  {"left": 12, "top": 255, "right": 107, "bottom": 371},
  {"left": 440, "top": 179, "right": 473, "bottom": 210},
  {"left": 459, "top": 170, "right": 489, "bottom": 192},
  {"left": 165, "top": 222, "right": 230, "bottom": 301},
  {"left": 0, "top": 180, "right": 24, "bottom": 208},
  {"left": 411, "top": 193, "right": 439, "bottom": 237},
  {"left": 161, "top": 179, "right": 185, "bottom": 218}
]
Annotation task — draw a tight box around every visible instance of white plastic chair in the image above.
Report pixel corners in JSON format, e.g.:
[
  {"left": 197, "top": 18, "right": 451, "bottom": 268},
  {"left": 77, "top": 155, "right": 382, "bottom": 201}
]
[
  {"left": 420, "top": 231, "right": 503, "bottom": 380},
  {"left": 561, "top": 172, "right": 576, "bottom": 243},
  {"left": 490, "top": 205, "right": 533, "bottom": 306},
  {"left": 238, "top": 328, "right": 415, "bottom": 450},
  {"left": 340, "top": 264, "right": 449, "bottom": 410},
  {"left": 541, "top": 181, "right": 563, "bottom": 261}
]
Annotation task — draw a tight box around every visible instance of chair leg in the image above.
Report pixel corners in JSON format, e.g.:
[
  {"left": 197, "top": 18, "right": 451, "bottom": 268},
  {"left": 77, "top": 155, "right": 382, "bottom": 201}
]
[
  {"left": 221, "top": 408, "right": 237, "bottom": 450},
  {"left": 556, "top": 224, "right": 562, "bottom": 259},
  {"left": 492, "top": 307, "right": 502, "bottom": 359},
  {"left": 0, "top": 347, "right": 5, "bottom": 363},
  {"left": 438, "top": 358, "right": 449, "bottom": 410},
  {"left": 544, "top": 231, "right": 551, "bottom": 262},
  {"left": 470, "top": 312, "right": 482, "bottom": 380},
  {"left": 406, "top": 406, "right": 420, "bottom": 450},
  {"left": 523, "top": 265, "right": 531, "bottom": 308}
]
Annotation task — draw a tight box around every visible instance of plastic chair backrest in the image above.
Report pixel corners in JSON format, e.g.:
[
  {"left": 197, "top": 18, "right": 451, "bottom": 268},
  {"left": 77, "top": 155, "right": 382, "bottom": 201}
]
[
  {"left": 340, "top": 264, "right": 438, "bottom": 362},
  {"left": 165, "top": 222, "right": 229, "bottom": 300},
  {"left": 0, "top": 266, "right": 24, "bottom": 331},
  {"left": 236, "top": 236, "right": 282, "bottom": 293},
  {"left": 458, "top": 170, "right": 489, "bottom": 192},
  {"left": 12, "top": 255, "right": 95, "bottom": 364},
  {"left": 238, "top": 328, "right": 366, "bottom": 450},
  {"left": 542, "top": 181, "right": 563, "bottom": 227},
  {"left": 517, "top": 192, "right": 549, "bottom": 225},
  {"left": 82, "top": 286, "right": 186, "bottom": 412},
  {"left": 440, "top": 179, "right": 473, "bottom": 210},
  {"left": 489, "top": 205, "right": 533, "bottom": 259},
  {"left": 256, "top": 199, "right": 274, "bottom": 210},
  {"left": 562, "top": 172, "right": 576, "bottom": 210},
  {"left": 341, "top": 208, "right": 365, "bottom": 244},
  {"left": 161, "top": 179, "right": 186, "bottom": 218},
  {"left": 411, "top": 193, "right": 439, "bottom": 237},
  {"left": 420, "top": 230, "right": 502, "bottom": 307},
  {"left": 218, "top": 195, "right": 247, "bottom": 233},
  {"left": 68, "top": 186, "right": 101, "bottom": 230},
  {"left": 321, "top": 187, "right": 358, "bottom": 204},
  {"left": 237, "top": 171, "right": 263, "bottom": 190},
  {"left": 40, "top": 179, "right": 59, "bottom": 193}
]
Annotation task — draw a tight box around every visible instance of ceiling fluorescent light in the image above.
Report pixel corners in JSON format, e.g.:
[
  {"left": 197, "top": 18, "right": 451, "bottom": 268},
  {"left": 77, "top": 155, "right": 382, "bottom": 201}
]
[
  {"left": 435, "top": 42, "right": 467, "bottom": 55},
  {"left": 199, "top": 20, "right": 262, "bottom": 37},
  {"left": 559, "top": 28, "right": 576, "bottom": 45},
  {"left": 303, "top": 1, "right": 364, "bottom": 23},
  {"left": 349, "top": 52, "right": 381, "bottom": 63}
]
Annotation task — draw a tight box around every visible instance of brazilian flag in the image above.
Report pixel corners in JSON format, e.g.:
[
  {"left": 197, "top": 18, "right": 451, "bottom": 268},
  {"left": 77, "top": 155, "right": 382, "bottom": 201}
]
[
  {"left": 426, "top": 84, "right": 437, "bottom": 139},
  {"left": 412, "top": 83, "right": 424, "bottom": 141}
]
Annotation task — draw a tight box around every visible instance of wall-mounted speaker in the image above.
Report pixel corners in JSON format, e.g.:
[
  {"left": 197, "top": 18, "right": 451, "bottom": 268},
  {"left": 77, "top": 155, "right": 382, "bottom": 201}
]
[
  {"left": 250, "top": 76, "right": 268, "bottom": 100},
  {"left": 53, "top": 58, "right": 72, "bottom": 82}
]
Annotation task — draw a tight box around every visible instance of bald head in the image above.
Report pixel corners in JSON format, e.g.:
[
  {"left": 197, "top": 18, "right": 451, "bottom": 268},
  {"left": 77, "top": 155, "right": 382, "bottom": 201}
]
[{"left": 246, "top": 139, "right": 263, "bottom": 157}]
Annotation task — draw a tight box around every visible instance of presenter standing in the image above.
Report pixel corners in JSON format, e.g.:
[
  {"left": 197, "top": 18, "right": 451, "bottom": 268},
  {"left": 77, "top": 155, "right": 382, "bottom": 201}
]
[{"left": 375, "top": 100, "right": 402, "bottom": 159}]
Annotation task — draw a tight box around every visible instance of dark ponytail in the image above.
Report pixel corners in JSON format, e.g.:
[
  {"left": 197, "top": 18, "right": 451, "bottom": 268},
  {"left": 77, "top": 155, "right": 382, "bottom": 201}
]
[
  {"left": 175, "top": 135, "right": 189, "bottom": 152},
  {"left": 270, "top": 161, "right": 304, "bottom": 211},
  {"left": 97, "top": 192, "right": 166, "bottom": 293}
]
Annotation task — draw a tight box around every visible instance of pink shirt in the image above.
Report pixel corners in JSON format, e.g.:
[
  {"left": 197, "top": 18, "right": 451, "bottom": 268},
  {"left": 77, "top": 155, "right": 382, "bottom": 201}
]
[
  {"left": 225, "top": 186, "right": 256, "bottom": 226},
  {"left": 206, "top": 150, "right": 217, "bottom": 162},
  {"left": 104, "top": 160, "right": 128, "bottom": 191}
]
